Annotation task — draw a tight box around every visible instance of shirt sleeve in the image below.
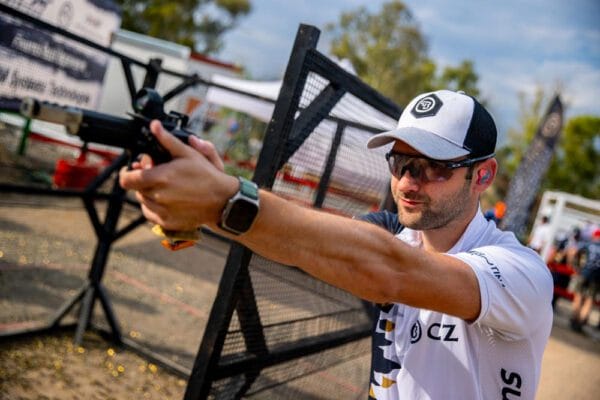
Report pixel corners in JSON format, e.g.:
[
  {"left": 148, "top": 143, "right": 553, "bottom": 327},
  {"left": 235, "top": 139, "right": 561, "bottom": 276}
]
[
  {"left": 452, "top": 243, "right": 553, "bottom": 340},
  {"left": 357, "top": 210, "right": 404, "bottom": 235}
]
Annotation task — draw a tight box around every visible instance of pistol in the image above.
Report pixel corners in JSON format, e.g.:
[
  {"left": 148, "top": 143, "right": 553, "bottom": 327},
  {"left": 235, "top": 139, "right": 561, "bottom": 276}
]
[{"left": 20, "top": 88, "right": 200, "bottom": 250}]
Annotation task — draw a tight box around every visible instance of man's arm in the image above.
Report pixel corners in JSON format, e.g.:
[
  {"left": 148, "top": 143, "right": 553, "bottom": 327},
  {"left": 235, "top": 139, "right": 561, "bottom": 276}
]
[{"left": 119, "top": 121, "right": 481, "bottom": 320}]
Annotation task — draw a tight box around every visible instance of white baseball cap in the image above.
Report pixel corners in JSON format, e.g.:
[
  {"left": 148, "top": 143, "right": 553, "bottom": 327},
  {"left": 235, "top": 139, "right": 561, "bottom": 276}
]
[{"left": 367, "top": 90, "right": 497, "bottom": 160}]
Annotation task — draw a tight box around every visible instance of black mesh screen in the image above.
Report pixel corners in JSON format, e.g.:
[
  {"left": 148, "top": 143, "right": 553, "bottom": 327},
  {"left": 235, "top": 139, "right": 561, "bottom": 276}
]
[
  {"left": 210, "top": 257, "right": 372, "bottom": 399},
  {"left": 212, "top": 338, "right": 371, "bottom": 399},
  {"left": 201, "top": 37, "right": 401, "bottom": 398},
  {"left": 272, "top": 69, "right": 394, "bottom": 217}
]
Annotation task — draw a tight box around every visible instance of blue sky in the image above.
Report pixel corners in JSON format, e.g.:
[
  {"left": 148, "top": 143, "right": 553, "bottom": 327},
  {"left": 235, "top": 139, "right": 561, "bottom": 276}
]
[{"left": 218, "top": 0, "right": 600, "bottom": 143}]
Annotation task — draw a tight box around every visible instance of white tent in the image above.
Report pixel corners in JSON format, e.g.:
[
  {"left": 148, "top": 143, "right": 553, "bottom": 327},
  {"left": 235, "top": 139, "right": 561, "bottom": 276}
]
[
  {"left": 205, "top": 73, "right": 398, "bottom": 131},
  {"left": 206, "top": 75, "right": 280, "bottom": 123}
]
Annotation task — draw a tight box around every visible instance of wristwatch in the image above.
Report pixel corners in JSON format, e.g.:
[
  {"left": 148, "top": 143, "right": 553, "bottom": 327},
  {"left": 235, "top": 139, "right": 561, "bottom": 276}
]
[{"left": 218, "top": 177, "right": 260, "bottom": 235}]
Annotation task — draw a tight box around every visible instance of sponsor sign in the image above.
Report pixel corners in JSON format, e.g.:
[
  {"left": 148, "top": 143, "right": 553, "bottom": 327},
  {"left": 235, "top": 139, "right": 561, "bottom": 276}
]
[
  {"left": 0, "top": 0, "right": 121, "bottom": 108},
  {"left": 501, "top": 96, "right": 564, "bottom": 237}
]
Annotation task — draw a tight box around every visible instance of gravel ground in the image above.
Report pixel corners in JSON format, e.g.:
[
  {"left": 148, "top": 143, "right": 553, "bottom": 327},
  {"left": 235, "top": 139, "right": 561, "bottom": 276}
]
[
  {"left": 1, "top": 122, "right": 599, "bottom": 399},
  {"left": 0, "top": 332, "right": 187, "bottom": 400}
]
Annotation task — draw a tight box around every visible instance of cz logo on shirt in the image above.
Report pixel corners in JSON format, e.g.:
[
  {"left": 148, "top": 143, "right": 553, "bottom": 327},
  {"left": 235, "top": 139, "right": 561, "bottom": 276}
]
[{"left": 410, "top": 321, "right": 459, "bottom": 343}]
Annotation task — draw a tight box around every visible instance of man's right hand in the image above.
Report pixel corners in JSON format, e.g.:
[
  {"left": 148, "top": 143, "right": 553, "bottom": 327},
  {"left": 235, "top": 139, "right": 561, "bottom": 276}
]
[{"left": 119, "top": 120, "right": 239, "bottom": 232}]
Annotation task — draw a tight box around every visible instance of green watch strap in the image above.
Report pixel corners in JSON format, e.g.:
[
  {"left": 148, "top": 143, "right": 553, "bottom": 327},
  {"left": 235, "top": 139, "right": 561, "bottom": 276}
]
[{"left": 238, "top": 177, "right": 258, "bottom": 199}]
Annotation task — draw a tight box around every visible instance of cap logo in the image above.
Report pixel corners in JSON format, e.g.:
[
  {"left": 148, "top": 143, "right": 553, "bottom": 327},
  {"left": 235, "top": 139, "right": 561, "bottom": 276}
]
[{"left": 411, "top": 94, "right": 443, "bottom": 118}]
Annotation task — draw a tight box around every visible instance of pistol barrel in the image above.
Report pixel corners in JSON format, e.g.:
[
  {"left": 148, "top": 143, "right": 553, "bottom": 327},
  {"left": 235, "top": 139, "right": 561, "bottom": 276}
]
[{"left": 20, "top": 98, "right": 84, "bottom": 135}]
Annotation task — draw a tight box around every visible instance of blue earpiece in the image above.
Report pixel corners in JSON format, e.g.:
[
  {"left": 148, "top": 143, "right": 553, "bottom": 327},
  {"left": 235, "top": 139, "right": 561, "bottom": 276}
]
[{"left": 478, "top": 169, "right": 491, "bottom": 184}]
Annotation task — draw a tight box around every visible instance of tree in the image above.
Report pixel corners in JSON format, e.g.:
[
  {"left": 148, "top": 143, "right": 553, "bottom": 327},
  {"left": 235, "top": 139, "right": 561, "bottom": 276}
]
[
  {"left": 433, "top": 60, "right": 480, "bottom": 98},
  {"left": 546, "top": 115, "right": 600, "bottom": 199},
  {"left": 326, "top": 0, "right": 479, "bottom": 106},
  {"left": 115, "top": 0, "right": 251, "bottom": 54}
]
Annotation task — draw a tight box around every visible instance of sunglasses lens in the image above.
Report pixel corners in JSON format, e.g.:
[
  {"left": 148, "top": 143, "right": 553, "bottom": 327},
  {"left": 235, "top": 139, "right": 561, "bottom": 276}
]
[
  {"left": 424, "top": 162, "right": 453, "bottom": 181},
  {"left": 387, "top": 154, "right": 453, "bottom": 182}
]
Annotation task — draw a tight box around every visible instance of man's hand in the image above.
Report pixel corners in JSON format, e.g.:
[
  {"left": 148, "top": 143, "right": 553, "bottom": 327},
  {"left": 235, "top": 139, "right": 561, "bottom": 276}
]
[{"left": 119, "top": 120, "right": 238, "bottom": 231}]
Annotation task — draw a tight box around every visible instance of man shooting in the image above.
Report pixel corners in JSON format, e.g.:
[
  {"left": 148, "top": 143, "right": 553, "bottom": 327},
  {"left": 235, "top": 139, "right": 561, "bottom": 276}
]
[{"left": 119, "top": 90, "right": 553, "bottom": 399}]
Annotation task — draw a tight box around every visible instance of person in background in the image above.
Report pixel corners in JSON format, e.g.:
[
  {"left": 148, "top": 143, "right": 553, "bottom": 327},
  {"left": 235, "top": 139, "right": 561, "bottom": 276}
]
[
  {"left": 546, "top": 228, "right": 582, "bottom": 309},
  {"left": 569, "top": 228, "right": 600, "bottom": 332},
  {"left": 120, "top": 90, "right": 553, "bottom": 399},
  {"left": 484, "top": 200, "right": 506, "bottom": 225},
  {"left": 528, "top": 215, "right": 551, "bottom": 254},
  {"left": 581, "top": 221, "right": 600, "bottom": 242},
  {"left": 547, "top": 228, "right": 582, "bottom": 266}
]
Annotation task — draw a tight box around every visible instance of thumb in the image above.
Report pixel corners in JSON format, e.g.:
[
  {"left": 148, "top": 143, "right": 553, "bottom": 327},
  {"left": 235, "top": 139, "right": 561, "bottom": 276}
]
[{"left": 149, "top": 119, "right": 191, "bottom": 159}]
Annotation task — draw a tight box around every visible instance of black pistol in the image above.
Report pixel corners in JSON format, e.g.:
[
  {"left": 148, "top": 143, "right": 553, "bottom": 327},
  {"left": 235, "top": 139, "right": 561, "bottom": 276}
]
[{"left": 20, "top": 88, "right": 201, "bottom": 250}]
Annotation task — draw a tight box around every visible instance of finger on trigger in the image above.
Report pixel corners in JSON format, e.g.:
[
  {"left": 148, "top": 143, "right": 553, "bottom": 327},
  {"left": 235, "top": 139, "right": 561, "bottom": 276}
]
[
  {"left": 136, "top": 154, "right": 153, "bottom": 169},
  {"left": 120, "top": 167, "right": 159, "bottom": 191}
]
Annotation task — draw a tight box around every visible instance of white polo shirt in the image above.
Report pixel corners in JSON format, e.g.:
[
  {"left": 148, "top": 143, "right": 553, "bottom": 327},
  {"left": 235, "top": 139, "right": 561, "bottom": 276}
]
[{"left": 369, "top": 211, "right": 553, "bottom": 400}]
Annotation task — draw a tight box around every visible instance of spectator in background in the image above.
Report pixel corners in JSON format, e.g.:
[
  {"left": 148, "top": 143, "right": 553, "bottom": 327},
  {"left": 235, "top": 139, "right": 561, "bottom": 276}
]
[
  {"left": 547, "top": 228, "right": 582, "bottom": 265},
  {"left": 484, "top": 200, "right": 506, "bottom": 225},
  {"left": 569, "top": 228, "right": 600, "bottom": 332},
  {"left": 581, "top": 220, "right": 600, "bottom": 242},
  {"left": 528, "top": 215, "right": 551, "bottom": 254},
  {"left": 546, "top": 227, "right": 582, "bottom": 309},
  {"left": 566, "top": 228, "right": 583, "bottom": 265}
]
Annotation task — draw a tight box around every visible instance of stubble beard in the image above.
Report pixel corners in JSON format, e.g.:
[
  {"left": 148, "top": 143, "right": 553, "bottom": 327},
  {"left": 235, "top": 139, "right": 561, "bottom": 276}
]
[{"left": 396, "top": 181, "right": 472, "bottom": 231}]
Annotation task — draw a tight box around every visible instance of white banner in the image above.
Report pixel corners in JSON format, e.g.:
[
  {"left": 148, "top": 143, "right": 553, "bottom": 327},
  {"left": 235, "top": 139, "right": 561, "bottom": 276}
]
[{"left": 0, "top": 0, "right": 121, "bottom": 108}]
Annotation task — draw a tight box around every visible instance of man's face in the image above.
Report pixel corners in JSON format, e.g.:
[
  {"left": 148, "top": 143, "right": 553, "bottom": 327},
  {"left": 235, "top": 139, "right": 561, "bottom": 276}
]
[{"left": 389, "top": 142, "right": 476, "bottom": 231}]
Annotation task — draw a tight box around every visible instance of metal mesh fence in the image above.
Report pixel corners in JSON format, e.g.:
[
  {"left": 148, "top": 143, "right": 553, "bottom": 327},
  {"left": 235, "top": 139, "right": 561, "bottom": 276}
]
[
  {"left": 272, "top": 68, "right": 393, "bottom": 217},
  {"left": 200, "top": 33, "right": 400, "bottom": 398},
  {"left": 212, "top": 337, "right": 371, "bottom": 399},
  {"left": 208, "top": 253, "right": 373, "bottom": 398}
]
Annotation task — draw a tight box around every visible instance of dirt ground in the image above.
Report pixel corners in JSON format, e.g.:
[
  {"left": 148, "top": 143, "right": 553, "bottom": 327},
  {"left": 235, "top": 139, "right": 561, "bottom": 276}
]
[
  {"left": 0, "top": 332, "right": 187, "bottom": 400},
  {"left": 0, "top": 122, "right": 599, "bottom": 399}
]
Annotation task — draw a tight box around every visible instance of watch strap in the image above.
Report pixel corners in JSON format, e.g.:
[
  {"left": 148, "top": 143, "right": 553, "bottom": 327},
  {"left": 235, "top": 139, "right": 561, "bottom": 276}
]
[{"left": 238, "top": 176, "right": 259, "bottom": 200}]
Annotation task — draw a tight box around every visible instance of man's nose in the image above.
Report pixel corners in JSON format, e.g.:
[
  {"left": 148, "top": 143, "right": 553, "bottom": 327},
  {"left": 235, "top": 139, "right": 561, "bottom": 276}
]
[{"left": 395, "top": 165, "right": 422, "bottom": 191}]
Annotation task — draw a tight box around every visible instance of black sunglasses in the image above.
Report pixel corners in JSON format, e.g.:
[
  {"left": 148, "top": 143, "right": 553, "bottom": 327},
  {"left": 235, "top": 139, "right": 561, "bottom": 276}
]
[{"left": 385, "top": 151, "right": 494, "bottom": 182}]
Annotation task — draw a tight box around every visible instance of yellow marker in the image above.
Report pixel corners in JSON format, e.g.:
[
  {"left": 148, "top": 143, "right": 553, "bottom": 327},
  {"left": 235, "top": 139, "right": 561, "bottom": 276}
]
[{"left": 151, "top": 225, "right": 200, "bottom": 251}]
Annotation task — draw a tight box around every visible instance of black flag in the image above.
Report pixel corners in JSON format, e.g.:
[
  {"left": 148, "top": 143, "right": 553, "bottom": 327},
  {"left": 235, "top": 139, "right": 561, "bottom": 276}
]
[{"left": 501, "top": 95, "right": 564, "bottom": 237}]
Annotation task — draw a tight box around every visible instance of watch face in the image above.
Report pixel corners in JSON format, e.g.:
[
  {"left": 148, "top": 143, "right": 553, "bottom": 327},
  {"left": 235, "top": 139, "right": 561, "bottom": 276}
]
[{"left": 225, "top": 199, "right": 259, "bottom": 233}]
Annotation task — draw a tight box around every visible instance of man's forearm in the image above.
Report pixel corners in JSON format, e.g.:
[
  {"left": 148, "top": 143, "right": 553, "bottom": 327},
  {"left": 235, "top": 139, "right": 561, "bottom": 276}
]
[
  {"left": 209, "top": 190, "right": 408, "bottom": 303},
  {"left": 209, "top": 190, "right": 480, "bottom": 321}
]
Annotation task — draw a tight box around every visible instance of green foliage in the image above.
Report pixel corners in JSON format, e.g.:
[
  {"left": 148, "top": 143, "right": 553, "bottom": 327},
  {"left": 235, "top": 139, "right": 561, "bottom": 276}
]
[
  {"left": 115, "top": 0, "right": 251, "bottom": 54},
  {"left": 433, "top": 60, "right": 480, "bottom": 98},
  {"left": 326, "top": 0, "right": 480, "bottom": 106},
  {"left": 546, "top": 115, "right": 600, "bottom": 199}
]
